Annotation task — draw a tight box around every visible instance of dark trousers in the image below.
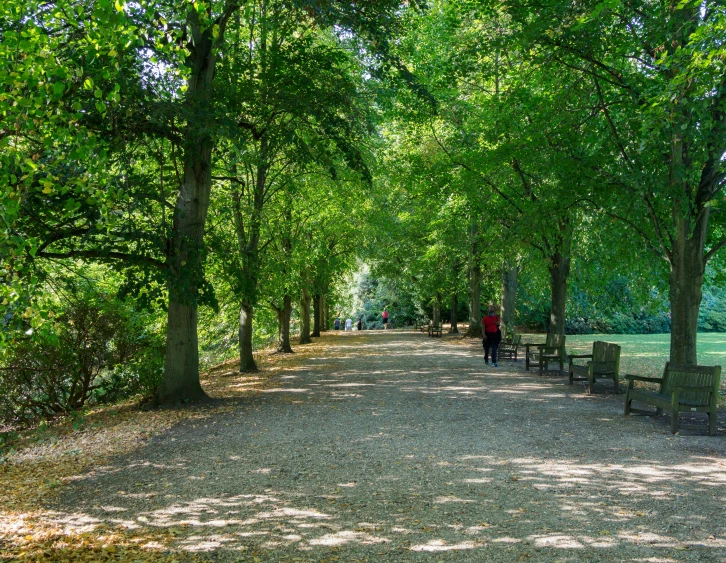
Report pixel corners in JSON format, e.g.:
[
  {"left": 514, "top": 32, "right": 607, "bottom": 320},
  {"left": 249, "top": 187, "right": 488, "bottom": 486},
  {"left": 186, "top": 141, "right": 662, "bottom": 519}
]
[{"left": 484, "top": 331, "right": 501, "bottom": 363}]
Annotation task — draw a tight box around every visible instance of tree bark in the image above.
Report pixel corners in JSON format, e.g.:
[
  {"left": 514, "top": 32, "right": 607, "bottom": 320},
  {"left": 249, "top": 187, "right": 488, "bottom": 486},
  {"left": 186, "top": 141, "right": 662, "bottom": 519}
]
[
  {"left": 239, "top": 302, "right": 257, "bottom": 371},
  {"left": 299, "top": 284, "right": 312, "bottom": 344},
  {"left": 466, "top": 262, "right": 482, "bottom": 337},
  {"left": 433, "top": 293, "right": 441, "bottom": 327},
  {"left": 449, "top": 293, "right": 459, "bottom": 334},
  {"left": 320, "top": 292, "right": 328, "bottom": 331},
  {"left": 159, "top": 12, "right": 222, "bottom": 405},
  {"left": 275, "top": 294, "right": 294, "bottom": 353},
  {"left": 160, "top": 300, "right": 206, "bottom": 404},
  {"left": 501, "top": 260, "right": 518, "bottom": 332},
  {"left": 232, "top": 147, "right": 267, "bottom": 372},
  {"left": 668, "top": 207, "right": 708, "bottom": 365},
  {"left": 548, "top": 238, "right": 571, "bottom": 337},
  {"left": 312, "top": 293, "right": 321, "bottom": 337},
  {"left": 663, "top": 111, "right": 716, "bottom": 365}
]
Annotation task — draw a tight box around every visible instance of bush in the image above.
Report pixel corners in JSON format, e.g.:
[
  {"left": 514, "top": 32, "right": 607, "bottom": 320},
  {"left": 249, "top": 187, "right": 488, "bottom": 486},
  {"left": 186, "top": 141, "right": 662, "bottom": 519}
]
[
  {"left": 699, "top": 287, "right": 726, "bottom": 332},
  {"left": 564, "top": 311, "right": 671, "bottom": 335},
  {"left": 0, "top": 300, "right": 164, "bottom": 424}
]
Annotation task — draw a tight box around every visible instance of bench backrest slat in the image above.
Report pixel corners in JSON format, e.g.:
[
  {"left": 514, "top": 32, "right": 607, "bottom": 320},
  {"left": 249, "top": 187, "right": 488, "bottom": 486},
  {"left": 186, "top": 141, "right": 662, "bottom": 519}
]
[
  {"left": 544, "top": 333, "right": 566, "bottom": 354},
  {"left": 591, "top": 341, "right": 621, "bottom": 375},
  {"left": 661, "top": 362, "right": 721, "bottom": 405}
]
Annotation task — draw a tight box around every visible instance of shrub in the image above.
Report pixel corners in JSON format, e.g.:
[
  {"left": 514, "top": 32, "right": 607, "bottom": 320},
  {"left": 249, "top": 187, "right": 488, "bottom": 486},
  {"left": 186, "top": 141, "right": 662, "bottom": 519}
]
[
  {"left": 564, "top": 312, "right": 671, "bottom": 335},
  {"left": 699, "top": 288, "right": 726, "bottom": 332},
  {"left": 0, "top": 300, "right": 163, "bottom": 424}
]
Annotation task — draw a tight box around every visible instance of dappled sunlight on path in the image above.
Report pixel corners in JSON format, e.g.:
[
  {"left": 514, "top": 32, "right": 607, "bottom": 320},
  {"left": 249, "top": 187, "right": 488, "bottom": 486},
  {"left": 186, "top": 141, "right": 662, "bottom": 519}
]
[{"left": 45, "top": 331, "right": 726, "bottom": 561}]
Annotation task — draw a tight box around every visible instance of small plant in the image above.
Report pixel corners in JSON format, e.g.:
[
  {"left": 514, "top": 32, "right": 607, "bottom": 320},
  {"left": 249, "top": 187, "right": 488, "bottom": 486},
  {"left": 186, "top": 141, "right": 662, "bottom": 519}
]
[
  {"left": 31, "top": 419, "right": 50, "bottom": 443},
  {"left": 70, "top": 409, "right": 86, "bottom": 430},
  {"left": 0, "top": 430, "right": 19, "bottom": 454}
]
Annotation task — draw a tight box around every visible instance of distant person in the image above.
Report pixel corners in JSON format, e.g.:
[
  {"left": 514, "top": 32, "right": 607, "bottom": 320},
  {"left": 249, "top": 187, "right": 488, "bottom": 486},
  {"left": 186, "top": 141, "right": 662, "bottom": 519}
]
[
  {"left": 357, "top": 317, "right": 363, "bottom": 331},
  {"left": 482, "top": 305, "right": 501, "bottom": 366},
  {"left": 334, "top": 317, "right": 341, "bottom": 331},
  {"left": 382, "top": 308, "right": 389, "bottom": 329},
  {"left": 345, "top": 318, "right": 352, "bottom": 331}
]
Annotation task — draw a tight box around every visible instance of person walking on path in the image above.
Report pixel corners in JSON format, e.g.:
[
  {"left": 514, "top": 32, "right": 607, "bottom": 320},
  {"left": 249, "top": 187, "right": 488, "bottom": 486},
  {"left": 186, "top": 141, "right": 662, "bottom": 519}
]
[
  {"left": 382, "top": 308, "right": 389, "bottom": 329},
  {"left": 357, "top": 317, "right": 363, "bottom": 331},
  {"left": 482, "top": 305, "right": 501, "bottom": 366}
]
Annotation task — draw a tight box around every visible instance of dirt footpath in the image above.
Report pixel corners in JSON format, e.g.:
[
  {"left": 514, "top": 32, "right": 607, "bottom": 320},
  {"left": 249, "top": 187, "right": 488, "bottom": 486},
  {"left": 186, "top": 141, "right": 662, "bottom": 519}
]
[{"left": 49, "top": 331, "right": 726, "bottom": 562}]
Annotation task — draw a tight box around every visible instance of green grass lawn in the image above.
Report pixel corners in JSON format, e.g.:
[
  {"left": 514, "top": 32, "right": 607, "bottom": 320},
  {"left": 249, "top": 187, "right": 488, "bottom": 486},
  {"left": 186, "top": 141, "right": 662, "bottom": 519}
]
[
  {"left": 519, "top": 332, "right": 726, "bottom": 403},
  {"left": 557, "top": 333, "right": 726, "bottom": 377}
]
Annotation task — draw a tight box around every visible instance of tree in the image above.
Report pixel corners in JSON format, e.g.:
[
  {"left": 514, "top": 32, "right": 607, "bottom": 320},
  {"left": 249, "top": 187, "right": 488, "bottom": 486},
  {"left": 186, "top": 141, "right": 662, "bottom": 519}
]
[
  {"left": 503, "top": 0, "right": 726, "bottom": 361},
  {"left": 211, "top": 2, "right": 373, "bottom": 369}
]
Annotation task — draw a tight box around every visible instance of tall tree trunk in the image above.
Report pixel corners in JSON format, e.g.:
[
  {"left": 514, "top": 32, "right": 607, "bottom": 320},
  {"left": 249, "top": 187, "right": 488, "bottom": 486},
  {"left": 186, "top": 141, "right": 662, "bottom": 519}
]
[
  {"left": 669, "top": 217, "right": 707, "bottom": 365},
  {"left": 433, "top": 293, "right": 441, "bottom": 327},
  {"left": 159, "top": 14, "right": 220, "bottom": 404},
  {"left": 466, "top": 262, "right": 482, "bottom": 338},
  {"left": 465, "top": 224, "right": 482, "bottom": 338},
  {"left": 548, "top": 229, "right": 571, "bottom": 336},
  {"left": 663, "top": 113, "right": 716, "bottom": 365},
  {"left": 232, "top": 150, "right": 267, "bottom": 372},
  {"left": 320, "top": 292, "right": 328, "bottom": 331},
  {"left": 275, "top": 294, "right": 294, "bottom": 353},
  {"left": 501, "top": 260, "right": 518, "bottom": 332},
  {"left": 299, "top": 285, "right": 312, "bottom": 344},
  {"left": 549, "top": 255, "right": 569, "bottom": 336},
  {"left": 160, "top": 301, "right": 205, "bottom": 404},
  {"left": 312, "top": 293, "right": 321, "bottom": 337},
  {"left": 449, "top": 293, "right": 459, "bottom": 334},
  {"left": 239, "top": 302, "right": 257, "bottom": 371}
]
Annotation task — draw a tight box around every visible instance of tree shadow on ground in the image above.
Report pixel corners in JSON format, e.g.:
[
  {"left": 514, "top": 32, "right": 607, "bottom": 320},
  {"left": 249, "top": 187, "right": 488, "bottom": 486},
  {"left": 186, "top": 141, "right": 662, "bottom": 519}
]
[{"left": 44, "top": 332, "right": 726, "bottom": 562}]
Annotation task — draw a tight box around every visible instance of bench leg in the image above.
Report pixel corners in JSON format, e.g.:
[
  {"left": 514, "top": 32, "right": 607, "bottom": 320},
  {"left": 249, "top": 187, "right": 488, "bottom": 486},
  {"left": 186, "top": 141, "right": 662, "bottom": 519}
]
[
  {"left": 624, "top": 389, "right": 632, "bottom": 416},
  {"left": 711, "top": 412, "right": 718, "bottom": 436},
  {"left": 613, "top": 376, "right": 620, "bottom": 394},
  {"left": 568, "top": 366, "right": 574, "bottom": 385},
  {"left": 539, "top": 356, "right": 544, "bottom": 376},
  {"left": 670, "top": 411, "right": 679, "bottom": 434},
  {"left": 670, "top": 391, "right": 680, "bottom": 434}
]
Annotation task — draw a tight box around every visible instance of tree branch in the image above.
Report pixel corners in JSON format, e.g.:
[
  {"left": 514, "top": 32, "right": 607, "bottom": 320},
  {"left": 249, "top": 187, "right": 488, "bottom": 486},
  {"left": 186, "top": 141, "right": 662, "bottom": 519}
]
[{"left": 705, "top": 238, "right": 726, "bottom": 263}]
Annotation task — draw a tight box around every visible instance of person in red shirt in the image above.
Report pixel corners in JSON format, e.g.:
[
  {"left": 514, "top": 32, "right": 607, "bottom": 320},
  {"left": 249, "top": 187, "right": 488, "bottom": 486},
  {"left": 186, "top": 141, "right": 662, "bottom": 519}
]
[
  {"left": 382, "top": 308, "right": 389, "bottom": 329},
  {"left": 481, "top": 305, "right": 501, "bottom": 366}
]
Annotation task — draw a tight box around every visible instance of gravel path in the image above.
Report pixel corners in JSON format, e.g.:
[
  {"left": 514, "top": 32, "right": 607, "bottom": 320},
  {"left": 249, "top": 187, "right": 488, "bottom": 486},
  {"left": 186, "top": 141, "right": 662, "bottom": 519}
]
[{"left": 50, "top": 331, "right": 726, "bottom": 562}]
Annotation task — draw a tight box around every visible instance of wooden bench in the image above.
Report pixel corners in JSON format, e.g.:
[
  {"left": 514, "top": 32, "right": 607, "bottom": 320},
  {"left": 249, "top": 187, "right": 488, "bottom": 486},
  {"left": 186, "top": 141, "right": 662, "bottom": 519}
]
[
  {"left": 569, "top": 341, "right": 621, "bottom": 393},
  {"left": 499, "top": 334, "right": 522, "bottom": 361},
  {"left": 418, "top": 321, "right": 430, "bottom": 333},
  {"left": 624, "top": 362, "right": 721, "bottom": 435},
  {"left": 525, "top": 333, "right": 566, "bottom": 376},
  {"left": 428, "top": 323, "right": 442, "bottom": 337}
]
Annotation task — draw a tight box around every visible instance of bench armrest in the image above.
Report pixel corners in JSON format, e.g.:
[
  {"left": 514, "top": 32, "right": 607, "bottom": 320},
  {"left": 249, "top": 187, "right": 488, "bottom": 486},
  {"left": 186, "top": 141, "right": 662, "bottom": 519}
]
[
  {"left": 624, "top": 374, "right": 663, "bottom": 383},
  {"left": 523, "top": 342, "right": 544, "bottom": 347},
  {"left": 568, "top": 354, "right": 593, "bottom": 360}
]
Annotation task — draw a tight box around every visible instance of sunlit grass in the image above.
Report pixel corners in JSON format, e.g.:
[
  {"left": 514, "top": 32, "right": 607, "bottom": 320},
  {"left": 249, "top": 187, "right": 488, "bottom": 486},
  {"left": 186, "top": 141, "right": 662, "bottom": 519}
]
[{"left": 557, "top": 333, "right": 726, "bottom": 377}]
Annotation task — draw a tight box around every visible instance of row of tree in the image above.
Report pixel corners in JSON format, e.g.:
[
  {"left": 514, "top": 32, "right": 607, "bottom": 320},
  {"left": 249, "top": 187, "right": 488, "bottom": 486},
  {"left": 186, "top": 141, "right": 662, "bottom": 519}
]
[
  {"left": 1, "top": 0, "right": 724, "bottom": 420},
  {"left": 363, "top": 0, "right": 726, "bottom": 365},
  {"left": 0, "top": 0, "right": 422, "bottom": 409}
]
